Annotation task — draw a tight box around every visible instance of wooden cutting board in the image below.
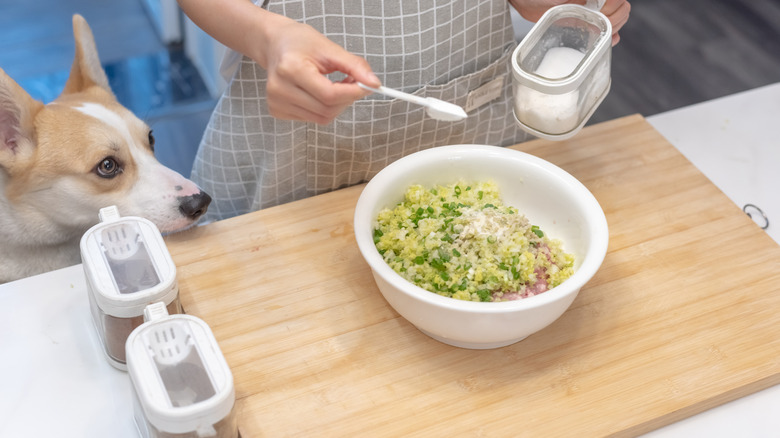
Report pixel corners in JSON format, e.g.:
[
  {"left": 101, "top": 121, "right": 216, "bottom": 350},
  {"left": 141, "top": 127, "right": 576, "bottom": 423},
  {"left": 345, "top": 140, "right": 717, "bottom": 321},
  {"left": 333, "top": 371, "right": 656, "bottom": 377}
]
[{"left": 164, "top": 114, "right": 780, "bottom": 437}]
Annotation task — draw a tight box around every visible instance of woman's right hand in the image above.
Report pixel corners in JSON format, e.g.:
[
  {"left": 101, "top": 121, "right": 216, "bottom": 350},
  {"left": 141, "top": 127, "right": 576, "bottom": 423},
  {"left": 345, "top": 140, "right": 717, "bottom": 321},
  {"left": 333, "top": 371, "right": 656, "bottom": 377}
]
[{"left": 255, "top": 14, "right": 381, "bottom": 125}]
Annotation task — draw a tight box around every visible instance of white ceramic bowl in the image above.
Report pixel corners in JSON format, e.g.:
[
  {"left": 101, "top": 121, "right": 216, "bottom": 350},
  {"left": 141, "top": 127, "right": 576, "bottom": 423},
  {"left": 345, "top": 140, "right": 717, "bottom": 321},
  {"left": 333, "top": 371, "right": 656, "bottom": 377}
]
[{"left": 354, "top": 145, "right": 608, "bottom": 349}]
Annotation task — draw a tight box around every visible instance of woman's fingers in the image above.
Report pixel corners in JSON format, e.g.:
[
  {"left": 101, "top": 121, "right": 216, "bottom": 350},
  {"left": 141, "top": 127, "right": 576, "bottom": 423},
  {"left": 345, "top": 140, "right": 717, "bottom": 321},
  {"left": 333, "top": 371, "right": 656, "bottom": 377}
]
[
  {"left": 263, "top": 20, "right": 378, "bottom": 124},
  {"left": 602, "top": 0, "right": 631, "bottom": 45},
  {"left": 266, "top": 67, "right": 362, "bottom": 124}
]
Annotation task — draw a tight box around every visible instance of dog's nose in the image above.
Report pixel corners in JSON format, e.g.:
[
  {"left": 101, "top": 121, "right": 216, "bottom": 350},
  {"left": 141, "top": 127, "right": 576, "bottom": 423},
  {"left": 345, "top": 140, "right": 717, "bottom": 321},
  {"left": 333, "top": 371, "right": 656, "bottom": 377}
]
[{"left": 178, "top": 191, "right": 212, "bottom": 220}]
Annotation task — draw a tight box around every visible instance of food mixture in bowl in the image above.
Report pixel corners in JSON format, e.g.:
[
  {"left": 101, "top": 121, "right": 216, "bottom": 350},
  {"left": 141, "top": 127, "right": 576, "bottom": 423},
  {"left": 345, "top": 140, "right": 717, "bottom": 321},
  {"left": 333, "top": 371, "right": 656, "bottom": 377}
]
[{"left": 373, "top": 181, "right": 574, "bottom": 302}]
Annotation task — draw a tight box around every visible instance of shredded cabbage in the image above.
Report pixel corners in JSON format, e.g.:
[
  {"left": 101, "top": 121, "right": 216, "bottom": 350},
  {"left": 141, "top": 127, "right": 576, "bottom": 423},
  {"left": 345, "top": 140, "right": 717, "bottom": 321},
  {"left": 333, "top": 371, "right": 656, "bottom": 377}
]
[{"left": 373, "top": 180, "right": 574, "bottom": 302}]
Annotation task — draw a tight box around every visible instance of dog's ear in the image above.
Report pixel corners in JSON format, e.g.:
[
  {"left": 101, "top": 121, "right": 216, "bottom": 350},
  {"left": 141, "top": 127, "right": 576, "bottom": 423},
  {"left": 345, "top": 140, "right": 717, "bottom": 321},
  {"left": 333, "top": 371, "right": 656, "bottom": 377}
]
[
  {"left": 0, "top": 68, "right": 43, "bottom": 166},
  {"left": 62, "top": 14, "right": 113, "bottom": 95}
]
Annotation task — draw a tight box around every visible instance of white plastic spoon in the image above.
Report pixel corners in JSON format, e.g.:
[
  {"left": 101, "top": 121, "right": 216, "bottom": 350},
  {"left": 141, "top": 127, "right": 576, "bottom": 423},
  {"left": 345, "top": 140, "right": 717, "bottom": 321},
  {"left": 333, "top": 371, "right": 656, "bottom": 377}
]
[{"left": 357, "top": 83, "right": 468, "bottom": 122}]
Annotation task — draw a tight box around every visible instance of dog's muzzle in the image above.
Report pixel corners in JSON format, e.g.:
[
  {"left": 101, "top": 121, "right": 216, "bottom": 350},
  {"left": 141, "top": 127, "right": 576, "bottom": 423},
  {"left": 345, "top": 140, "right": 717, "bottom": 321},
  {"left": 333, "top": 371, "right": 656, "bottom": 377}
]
[{"left": 178, "top": 191, "right": 212, "bottom": 220}]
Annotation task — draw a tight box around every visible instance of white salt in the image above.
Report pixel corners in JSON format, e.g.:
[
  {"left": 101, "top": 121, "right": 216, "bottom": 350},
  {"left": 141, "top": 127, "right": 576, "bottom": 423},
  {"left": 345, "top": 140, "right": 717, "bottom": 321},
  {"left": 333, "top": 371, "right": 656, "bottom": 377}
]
[
  {"left": 515, "top": 47, "right": 587, "bottom": 134},
  {"left": 515, "top": 87, "right": 580, "bottom": 134},
  {"left": 534, "top": 47, "right": 585, "bottom": 79}
]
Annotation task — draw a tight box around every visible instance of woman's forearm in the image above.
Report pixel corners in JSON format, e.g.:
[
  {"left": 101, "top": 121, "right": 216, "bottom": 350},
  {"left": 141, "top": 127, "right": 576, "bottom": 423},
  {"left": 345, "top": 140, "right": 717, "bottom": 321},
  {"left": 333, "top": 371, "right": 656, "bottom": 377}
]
[{"left": 177, "top": 0, "right": 287, "bottom": 68}]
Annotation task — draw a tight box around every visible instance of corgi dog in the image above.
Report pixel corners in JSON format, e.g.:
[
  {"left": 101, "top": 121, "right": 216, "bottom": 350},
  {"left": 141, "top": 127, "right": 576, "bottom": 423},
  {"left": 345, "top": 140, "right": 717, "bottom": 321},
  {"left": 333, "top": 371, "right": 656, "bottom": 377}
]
[{"left": 0, "top": 14, "right": 211, "bottom": 283}]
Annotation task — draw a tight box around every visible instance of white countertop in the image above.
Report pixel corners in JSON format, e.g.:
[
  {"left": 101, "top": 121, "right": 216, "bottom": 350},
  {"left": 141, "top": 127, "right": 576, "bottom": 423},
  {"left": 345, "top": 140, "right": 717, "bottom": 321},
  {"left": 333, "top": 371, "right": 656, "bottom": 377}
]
[
  {"left": 0, "top": 264, "right": 137, "bottom": 438},
  {"left": 1, "top": 83, "right": 779, "bottom": 437}
]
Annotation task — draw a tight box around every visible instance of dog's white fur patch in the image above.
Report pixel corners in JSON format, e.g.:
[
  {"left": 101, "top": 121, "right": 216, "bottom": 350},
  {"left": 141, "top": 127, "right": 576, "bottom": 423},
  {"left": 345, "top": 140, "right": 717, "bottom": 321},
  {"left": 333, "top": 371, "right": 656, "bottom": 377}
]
[{"left": 75, "top": 102, "right": 136, "bottom": 147}]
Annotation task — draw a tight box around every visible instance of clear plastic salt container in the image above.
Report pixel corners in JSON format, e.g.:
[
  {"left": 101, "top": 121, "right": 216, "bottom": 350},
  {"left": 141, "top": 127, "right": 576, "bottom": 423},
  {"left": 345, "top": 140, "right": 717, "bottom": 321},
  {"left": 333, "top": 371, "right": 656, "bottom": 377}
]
[
  {"left": 80, "top": 205, "right": 182, "bottom": 370},
  {"left": 511, "top": 1, "right": 612, "bottom": 140},
  {"left": 126, "top": 302, "right": 238, "bottom": 438}
]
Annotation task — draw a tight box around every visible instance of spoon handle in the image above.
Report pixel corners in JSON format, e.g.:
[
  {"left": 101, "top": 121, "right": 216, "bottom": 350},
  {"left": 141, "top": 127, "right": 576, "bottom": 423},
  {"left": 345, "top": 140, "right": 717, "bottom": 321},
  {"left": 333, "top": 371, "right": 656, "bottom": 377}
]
[{"left": 357, "top": 83, "right": 430, "bottom": 107}]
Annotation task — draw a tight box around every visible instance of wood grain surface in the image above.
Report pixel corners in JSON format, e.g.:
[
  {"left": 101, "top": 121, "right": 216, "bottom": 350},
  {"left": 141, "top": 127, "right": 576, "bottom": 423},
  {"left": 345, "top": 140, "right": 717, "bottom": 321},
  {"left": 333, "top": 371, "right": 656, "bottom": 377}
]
[{"left": 163, "top": 115, "right": 780, "bottom": 437}]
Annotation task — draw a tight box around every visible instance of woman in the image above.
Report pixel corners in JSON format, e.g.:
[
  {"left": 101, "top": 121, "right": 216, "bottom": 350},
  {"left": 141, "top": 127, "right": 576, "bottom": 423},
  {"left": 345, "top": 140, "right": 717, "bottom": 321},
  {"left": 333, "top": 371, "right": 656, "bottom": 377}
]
[{"left": 177, "top": 0, "right": 631, "bottom": 221}]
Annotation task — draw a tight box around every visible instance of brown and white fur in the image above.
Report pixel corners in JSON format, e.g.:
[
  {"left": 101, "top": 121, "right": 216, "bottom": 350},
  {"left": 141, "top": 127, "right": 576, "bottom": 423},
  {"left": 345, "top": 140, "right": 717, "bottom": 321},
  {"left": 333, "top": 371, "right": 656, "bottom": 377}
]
[{"left": 0, "top": 14, "right": 211, "bottom": 283}]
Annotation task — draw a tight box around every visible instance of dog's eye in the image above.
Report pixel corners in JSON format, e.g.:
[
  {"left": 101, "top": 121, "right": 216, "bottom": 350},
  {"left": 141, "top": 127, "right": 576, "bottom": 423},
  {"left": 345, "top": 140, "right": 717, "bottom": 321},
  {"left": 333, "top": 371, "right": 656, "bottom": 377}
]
[
  {"left": 148, "top": 130, "right": 155, "bottom": 151},
  {"left": 95, "top": 157, "right": 122, "bottom": 178}
]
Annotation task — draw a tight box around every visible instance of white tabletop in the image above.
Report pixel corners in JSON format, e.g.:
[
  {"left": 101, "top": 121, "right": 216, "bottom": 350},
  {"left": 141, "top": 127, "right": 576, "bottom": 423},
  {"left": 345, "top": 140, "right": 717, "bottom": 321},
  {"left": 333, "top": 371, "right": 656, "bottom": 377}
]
[
  {"left": 1, "top": 84, "right": 779, "bottom": 437},
  {"left": 0, "top": 264, "right": 137, "bottom": 438}
]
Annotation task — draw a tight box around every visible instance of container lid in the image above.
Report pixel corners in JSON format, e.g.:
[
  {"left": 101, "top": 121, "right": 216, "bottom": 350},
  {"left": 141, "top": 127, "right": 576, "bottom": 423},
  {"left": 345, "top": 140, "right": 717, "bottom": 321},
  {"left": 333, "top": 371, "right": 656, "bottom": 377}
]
[
  {"left": 126, "top": 304, "right": 235, "bottom": 434},
  {"left": 511, "top": 4, "right": 612, "bottom": 94},
  {"left": 80, "top": 206, "right": 178, "bottom": 317}
]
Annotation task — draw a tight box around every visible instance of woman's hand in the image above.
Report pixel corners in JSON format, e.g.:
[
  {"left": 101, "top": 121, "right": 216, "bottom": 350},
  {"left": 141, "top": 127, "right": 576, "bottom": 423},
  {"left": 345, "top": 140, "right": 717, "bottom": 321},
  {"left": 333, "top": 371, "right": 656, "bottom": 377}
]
[
  {"left": 509, "top": 0, "right": 631, "bottom": 45},
  {"left": 257, "top": 14, "right": 381, "bottom": 124},
  {"left": 177, "top": 0, "right": 381, "bottom": 125}
]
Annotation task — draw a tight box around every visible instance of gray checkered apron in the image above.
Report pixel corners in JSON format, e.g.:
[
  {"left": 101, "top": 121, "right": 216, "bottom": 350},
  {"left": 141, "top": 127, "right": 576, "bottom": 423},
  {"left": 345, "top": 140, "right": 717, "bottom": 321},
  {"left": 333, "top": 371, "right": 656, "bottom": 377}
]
[{"left": 191, "top": 0, "right": 529, "bottom": 221}]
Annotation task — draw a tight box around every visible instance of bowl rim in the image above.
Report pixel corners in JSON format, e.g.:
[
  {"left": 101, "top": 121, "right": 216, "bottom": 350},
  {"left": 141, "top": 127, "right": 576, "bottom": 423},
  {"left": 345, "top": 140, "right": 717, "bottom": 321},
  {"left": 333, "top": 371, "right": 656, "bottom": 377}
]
[{"left": 354, "top": 144, "right": 609, "bottom": 313}]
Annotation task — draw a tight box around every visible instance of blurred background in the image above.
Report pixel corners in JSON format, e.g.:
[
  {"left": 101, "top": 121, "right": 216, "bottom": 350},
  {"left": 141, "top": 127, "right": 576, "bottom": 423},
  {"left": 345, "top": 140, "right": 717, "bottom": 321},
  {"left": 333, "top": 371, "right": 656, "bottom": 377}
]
[{"left": 1, "top": 0, "right": 778, "bottom": 178}]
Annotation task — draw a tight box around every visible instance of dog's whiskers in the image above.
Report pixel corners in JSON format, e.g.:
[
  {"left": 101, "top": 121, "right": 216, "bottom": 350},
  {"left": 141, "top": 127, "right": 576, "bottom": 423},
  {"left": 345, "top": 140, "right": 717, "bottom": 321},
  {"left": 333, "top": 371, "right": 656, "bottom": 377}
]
[{"left": 27, "top": 186, "right": 54, "bottom": 194}]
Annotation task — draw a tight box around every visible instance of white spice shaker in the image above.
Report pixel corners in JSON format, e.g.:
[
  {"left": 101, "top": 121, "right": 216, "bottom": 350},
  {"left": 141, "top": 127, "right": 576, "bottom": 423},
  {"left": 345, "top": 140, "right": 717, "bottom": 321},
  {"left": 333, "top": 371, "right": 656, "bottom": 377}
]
[
  {"left": 511, "top": 2, "right": 612, "bottom": 140},
  {"left": 81, "top": 205, "right": 181, "bottom": 370},
  {"left": 126, "top": 302, "right": 238, "bottom": 438}
]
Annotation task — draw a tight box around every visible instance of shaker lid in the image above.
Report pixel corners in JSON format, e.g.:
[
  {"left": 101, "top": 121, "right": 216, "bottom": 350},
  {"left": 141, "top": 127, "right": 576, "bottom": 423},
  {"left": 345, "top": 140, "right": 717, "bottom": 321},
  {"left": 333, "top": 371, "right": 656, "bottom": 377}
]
[
  {"left": 126, "top": 307, "right": 235, "bottom": 434},
  {"left": 80, "top": 206, "right": 177, "bottom": 316}
]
